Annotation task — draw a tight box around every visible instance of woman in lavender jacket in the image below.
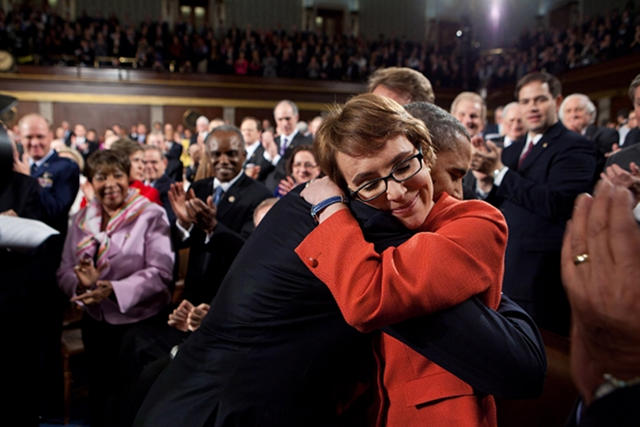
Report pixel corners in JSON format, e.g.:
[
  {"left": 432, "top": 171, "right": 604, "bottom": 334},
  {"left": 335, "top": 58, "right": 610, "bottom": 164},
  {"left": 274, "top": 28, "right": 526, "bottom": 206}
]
[{"left": 57, "top": 149, "right": 173, "bottom": 426}]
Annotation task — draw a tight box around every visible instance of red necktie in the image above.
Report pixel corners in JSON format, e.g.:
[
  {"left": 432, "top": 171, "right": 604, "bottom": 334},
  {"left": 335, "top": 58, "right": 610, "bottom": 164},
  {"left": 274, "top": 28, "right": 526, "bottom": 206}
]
[{"left": 518, "top": 140, "right": 535, "bottom": 168}]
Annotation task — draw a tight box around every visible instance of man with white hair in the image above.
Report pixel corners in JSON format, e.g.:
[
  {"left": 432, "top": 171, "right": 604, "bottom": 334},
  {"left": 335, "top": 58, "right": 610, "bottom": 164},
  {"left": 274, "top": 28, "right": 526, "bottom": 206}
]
[
  {"left": 495, "top": 102, "right": 527, "bottom": 149},
  {"left": 191, "top": 115, "right": 210, "bottom": 145},
  {"left": 560, "top": 93, "right": 618, "bottom": 175}
]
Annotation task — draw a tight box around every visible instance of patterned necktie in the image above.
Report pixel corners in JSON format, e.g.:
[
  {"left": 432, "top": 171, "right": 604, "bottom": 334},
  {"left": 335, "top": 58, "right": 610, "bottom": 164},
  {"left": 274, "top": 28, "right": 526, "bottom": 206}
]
[
  {"left": 213, "top": 186, "right": 225, "bottom": 207},
  {"left": 279, "top": 137, "right": 288, "bottom": 156},
  {"left": 518, "top": 140, "right": 535, "bottom": 168},
  {"left": 30, "top": 163, "right": 38, "bottom": 176}
]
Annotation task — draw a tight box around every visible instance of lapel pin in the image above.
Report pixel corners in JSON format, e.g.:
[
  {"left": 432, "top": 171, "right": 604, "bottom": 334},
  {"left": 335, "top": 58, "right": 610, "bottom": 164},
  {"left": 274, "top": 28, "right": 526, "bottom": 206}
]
[
  {"left": 228, "top": 195, "right": 236, "bottom": 203},
  {"left": 542, "top": 142, "right": 548, "bottom": 148}
]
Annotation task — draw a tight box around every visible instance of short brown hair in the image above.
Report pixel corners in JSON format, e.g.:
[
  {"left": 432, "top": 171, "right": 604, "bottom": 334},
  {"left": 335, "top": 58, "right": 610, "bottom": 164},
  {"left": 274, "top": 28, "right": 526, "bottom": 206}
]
[
  {"left": 315, "top": 93, "right": 435, "bottom": 192},
  {"left": 515, "top": 71, "right": 562, "bottom": 99},
  {"left": 110, "top": 138, "right": 143, "bottom": 157},
  {"left": 85, "top": 149, "right": 130, "bottom": 181},
  {"left": 367, "top": 67, "right": 435, "bottom": 103},
  {"left": 629, "top": 73, "right": 640, "bottom": 103}
]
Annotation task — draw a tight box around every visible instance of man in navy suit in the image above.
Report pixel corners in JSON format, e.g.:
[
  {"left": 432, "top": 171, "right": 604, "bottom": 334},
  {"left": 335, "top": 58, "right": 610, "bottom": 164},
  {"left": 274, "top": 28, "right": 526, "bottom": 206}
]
[
  {"left": 15, "top": 113, "right": 79, "bottom": 235},
  {"left": 472, "top": 72, "right": 596, "bottom": 335},
  {"left": 259, "top": 100, "right": 313, "bottom": 192}
]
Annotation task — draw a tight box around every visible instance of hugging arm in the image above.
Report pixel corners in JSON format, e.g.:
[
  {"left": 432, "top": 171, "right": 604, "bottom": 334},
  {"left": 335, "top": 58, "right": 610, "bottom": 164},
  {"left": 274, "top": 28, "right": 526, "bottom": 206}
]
[{"left": 382, "top": 294, "right": 546, "bottom": 399}]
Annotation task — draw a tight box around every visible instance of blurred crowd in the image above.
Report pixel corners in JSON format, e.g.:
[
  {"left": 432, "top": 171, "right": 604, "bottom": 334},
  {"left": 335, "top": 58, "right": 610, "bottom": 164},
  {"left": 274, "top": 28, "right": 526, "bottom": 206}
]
[{"left": 1, "top": 2, "right": 638, "bottom": 90}]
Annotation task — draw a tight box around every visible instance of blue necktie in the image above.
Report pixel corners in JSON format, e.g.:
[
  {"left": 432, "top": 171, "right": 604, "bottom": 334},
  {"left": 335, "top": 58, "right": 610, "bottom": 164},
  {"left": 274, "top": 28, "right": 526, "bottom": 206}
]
[
  {"left": 30, "top": 163, "right": 37, "bottom": 176},
  {"left": 213, "top": 186, "right": 224, "bottom": 207},
  {"left": 279, "top": 137, "right": 288, "bottom": 156}
]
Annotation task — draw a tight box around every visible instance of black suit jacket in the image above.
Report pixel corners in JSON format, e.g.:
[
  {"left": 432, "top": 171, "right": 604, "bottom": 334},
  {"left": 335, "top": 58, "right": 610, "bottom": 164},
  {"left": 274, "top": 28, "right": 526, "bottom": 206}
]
[
  {"left": 566, "top": 385, "right": 640, "bottom": 427},
  {"left": 622, "top": 127, "right": 640, "bottom": 147},
  {"left": 137, "top": 189, "right": 546, "bottom": 427},
  {"left": 178, "top": 174, "right": 271, "bottom": 305},
  {"left": 165, "top": 142, "right": 184, "bottom": 182},
  {"left": 0, "top": 172, "right": 42, "bottom": 220},
  {"left": 605, "top": 142, "right": 640, "bottom": 171},
  {"left": 584, "top": 124, "right": 619, "bottom": 177},
  {"left": 244, "top": 143, "right": 273, "bottom": 181},
  {"left": 151, "top": 174, "right": 176, "bottom": 224},
  {"left": 487, "top": 121, "right": 596, "bottom": 335},
  {"left": 261, "top": 132, "right": 313, "bottom": 192}
]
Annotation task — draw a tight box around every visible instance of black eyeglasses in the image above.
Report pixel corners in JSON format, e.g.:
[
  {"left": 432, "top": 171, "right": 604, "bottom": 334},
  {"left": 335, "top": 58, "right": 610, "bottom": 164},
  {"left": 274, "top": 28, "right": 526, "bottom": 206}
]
[{"left": 350, "top": 149, "right": 424, "bottom": 202}]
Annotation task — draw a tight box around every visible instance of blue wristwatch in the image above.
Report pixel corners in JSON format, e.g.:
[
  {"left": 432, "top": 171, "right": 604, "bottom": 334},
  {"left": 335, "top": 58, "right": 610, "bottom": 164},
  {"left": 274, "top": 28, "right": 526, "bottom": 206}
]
[{"left": 310, "top": 195, "right": 346, "bottom": 222}]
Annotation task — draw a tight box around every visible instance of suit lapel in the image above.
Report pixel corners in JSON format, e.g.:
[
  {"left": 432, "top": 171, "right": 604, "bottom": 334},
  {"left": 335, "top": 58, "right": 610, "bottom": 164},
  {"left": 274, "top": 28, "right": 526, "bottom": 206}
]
[
  {"left": 517, "top": 122, "right": 563, "bottom": 172},
  {"left": 503, "top": 139, "right": 525, "bottom": 169},
  {"left": 216, "top": 175, "right": 246, "bottom": 219}
]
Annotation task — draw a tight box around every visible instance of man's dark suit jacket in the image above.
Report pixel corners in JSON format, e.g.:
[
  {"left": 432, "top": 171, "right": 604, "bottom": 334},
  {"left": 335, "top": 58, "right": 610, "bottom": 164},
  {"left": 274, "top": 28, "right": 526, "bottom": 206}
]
[
  {"left": 0, "top": 172, "right": 42, "bottom": 219},
  {"left": 487, "top": 121, "right": 596, "bottom": 335},
  {"left": 136, "top": 189, "right": 546, "bottom": 427},
  {"left": 605, "top": 142, "right": 640, "bottom": 171},
  {"left": 244, "top": 143, "right": 273, "bottom": 180},
  {"left": 622, "top": 127, "right": 640, "bottom": 147},
  {"left": 261, "top": 132, "right": 313, "bottom": 192},
  {"left": 179, "top": 174, "right": 271, "bottom": 304},
  {"left": 151, "top": 174, "right": 176, "bottom": 225},
  {"left": 165, "top": 142, "right": 184, "bottom": 182},
  {"left": 31, "top": 151, "right": 80, "bottom": 235},
  {"left": 566, "top": 385, "right": 640, "bottom": 427},
  {"left": 584, "top": 124, "right": 619, "bottom": 177}
]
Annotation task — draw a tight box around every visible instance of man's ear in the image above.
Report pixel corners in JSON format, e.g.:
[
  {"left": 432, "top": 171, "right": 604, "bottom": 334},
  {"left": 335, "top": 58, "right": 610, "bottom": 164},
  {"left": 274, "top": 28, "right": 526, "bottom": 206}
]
[{"left": 555, "top": 95, "right": 564, "bottom": 112}]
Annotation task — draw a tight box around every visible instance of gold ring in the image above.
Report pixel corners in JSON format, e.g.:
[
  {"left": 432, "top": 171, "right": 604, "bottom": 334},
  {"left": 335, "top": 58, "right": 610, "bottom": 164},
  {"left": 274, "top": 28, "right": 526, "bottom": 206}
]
[{"left": 573, "top": 253, "right": 589, "bottom": 266}]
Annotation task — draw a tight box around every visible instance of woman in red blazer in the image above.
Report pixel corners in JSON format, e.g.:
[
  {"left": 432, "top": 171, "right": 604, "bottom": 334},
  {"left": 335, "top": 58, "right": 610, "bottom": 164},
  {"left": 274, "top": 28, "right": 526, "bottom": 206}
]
[{"left": 296, "top": 94, "right": 508, "bottom": 426}]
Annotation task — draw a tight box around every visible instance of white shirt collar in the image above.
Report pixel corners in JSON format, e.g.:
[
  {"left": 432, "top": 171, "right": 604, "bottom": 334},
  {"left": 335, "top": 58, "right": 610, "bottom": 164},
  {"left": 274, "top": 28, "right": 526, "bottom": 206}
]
[
  {"left": 30, "top": 149, "right": 55, "bottom": 168},
  {"left": 213, "top": 170, "right": 244, "bottom": 192},
  {"left": 245, "top": 140, "right": 261, "bottom": 158},
  {"left": 281, "top": 130, "right": 298, "bottom": 144}
]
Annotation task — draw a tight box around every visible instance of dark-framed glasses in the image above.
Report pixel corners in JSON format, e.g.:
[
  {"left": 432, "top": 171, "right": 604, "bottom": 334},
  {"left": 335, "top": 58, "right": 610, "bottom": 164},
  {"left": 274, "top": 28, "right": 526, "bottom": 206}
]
[{"left": 350, "top": 149, "right": 424, "bottom": 202}]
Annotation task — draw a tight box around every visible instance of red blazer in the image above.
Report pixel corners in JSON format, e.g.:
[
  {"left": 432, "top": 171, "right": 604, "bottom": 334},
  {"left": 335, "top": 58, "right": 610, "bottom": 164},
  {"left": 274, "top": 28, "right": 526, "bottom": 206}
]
[{"left": 296, "top": 194, "right": 507, "bottom": 426}]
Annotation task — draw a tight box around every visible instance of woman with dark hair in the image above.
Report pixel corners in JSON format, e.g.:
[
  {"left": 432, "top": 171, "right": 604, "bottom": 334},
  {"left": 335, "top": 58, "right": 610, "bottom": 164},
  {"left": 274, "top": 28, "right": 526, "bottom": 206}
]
[
  {"left": 57, "top": 149, "right": 173, "bottom": 426},
  {"left": 296, "top": 93, "right": 507, "bottom": 426},
  {"left": 276, "top": 144, "right": 321, "bottom": 196}
]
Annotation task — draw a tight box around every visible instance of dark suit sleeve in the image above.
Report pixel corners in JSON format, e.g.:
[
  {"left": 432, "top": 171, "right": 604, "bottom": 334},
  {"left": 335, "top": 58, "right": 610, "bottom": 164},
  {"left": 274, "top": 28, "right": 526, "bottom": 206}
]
[
  {"left": 383, "top": 294, "right": 546, "bottom": 398},
  {"left": 571, "top": 385, "right": 640, "bottom": 427},
  {"left": 19, "top": 175, "right": 44, "bottom": 221},
  {"left": 490, "top": 140, "right": 595, "bottom": 220},
  {"left": 40, "top": 162, "right": 80, "bottom": 225}
]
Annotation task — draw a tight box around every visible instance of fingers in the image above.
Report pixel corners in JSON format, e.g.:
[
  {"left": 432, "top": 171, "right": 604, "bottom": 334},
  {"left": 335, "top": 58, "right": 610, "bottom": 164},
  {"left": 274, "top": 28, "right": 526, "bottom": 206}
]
[
  {"left": 177, "top": 299, "right": 194, "bottom": 311},
  {"left": 568, "top": 193, "right": 593, "bottom": 262},
  {"left": 608, "top": 186, "right": 640, "bottom": 265},
  {"left": 587, "top": 180, "right": 614, "bottom": 268},
  {"left": 630, "top": 162, "right": 640, "bottom": 176}
]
